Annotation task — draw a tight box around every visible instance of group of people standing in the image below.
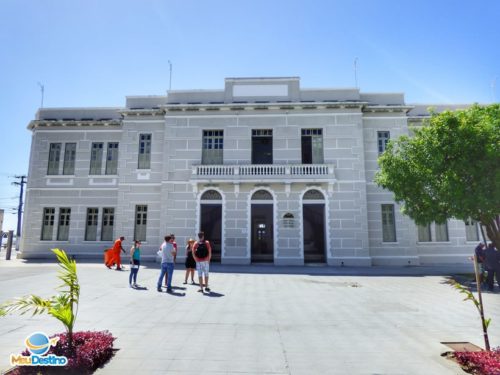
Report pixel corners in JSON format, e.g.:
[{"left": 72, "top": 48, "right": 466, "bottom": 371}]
[
  {"left": 104, "top": 232, "right": 212, "bottom": 294},
  {"left": 156, "top": 232, "right": 212, "bottom": 293},
  {"left": 475, "top": 242, "right": 500, "bottom": 291}
]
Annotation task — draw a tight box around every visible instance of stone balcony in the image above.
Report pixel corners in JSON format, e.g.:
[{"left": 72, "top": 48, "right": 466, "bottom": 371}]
[{"left": 191, "top": 164, "right": 336, "bottom": 185}]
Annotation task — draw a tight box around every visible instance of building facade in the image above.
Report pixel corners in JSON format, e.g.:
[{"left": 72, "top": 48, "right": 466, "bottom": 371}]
[{"left": 21, "top": 77, "right": 481, "bottom": 265}]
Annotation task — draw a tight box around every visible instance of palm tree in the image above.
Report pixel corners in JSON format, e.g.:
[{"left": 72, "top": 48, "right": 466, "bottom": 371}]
[{"left": 0, "top": 249, "right": 80, "bottom": 348}]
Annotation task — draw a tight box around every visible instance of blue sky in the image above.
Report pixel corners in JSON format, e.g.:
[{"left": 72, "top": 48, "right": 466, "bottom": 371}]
[{"left": 0, "top": 0, "right": 498, "bottom": 231}]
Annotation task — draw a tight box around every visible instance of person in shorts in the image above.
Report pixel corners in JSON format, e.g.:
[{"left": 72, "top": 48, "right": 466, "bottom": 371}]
[
  {"left": 192, "top": 231, "right": 212, "bottom": 293},
  {"left": 183, "top": 238, "right": 196, "bottom": 284}
]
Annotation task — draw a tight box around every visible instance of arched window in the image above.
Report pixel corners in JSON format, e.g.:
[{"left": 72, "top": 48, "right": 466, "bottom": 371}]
[
  {"left": 251, "top": 190, "right": 273, "bottom": 200},
  {"left": 201, "top": 190, "right": 222, "bottom": 200},
  {"left": 303, "top": 189, "right": 324, "bottom": 200},
  {"left": 283, "top": 213, "right": 295, "bottom": 228}
]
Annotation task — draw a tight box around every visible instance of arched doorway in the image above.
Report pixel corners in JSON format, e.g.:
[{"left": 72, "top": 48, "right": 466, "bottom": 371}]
[
  {"left": 200, "top": 190, "right": 222, "bottom": 262},
  {"left": 251, "top": 190, "right": 274, "bottom": 263},
  {"left": 302, "top": 189, "right": 326, "bottom": 263}
]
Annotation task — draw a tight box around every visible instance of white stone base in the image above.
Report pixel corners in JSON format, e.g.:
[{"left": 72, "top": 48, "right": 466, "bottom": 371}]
[
  {"left": 328, "top": 257, "right": 372, "bottom": 267},
  {"left": 371, "top": 256, "right": 420, "bottom": 266},
  {"left": 274, "top": 257, "right": 304, "bottom": 266}
]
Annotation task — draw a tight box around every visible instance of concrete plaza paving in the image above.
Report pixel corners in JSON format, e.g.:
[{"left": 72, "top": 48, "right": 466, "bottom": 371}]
[{"left": 0, "top": 257, "right": 499, "bottom": 374}]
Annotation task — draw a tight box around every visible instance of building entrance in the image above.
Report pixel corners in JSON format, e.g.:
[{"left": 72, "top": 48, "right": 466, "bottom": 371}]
[
  {"left": 302, "top": 190, "right": 326, "bottom": 263},
  {"left": 200, "top": 190, "right": 223, "bottom": 262},
  {"left": 200, "top": 204, "right": 222, "bottom": 262},
  {"left": 251, "top": 204, "right": 274, "bottom": 262}
]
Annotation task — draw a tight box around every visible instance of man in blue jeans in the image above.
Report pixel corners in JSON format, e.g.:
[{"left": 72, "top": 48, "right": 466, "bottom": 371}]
[{"left": 157, "top": 235, "right": 176, "bottom": 293}]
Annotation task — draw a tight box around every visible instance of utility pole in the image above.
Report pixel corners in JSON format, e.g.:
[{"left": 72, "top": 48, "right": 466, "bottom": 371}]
[{"left": 12, "top": 175, "right": 27, "bottom": 248}]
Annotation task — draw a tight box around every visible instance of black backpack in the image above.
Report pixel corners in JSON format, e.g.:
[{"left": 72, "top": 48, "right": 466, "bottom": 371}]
[{"left": 195, "top": 241, "right": 208, "bottom": 258}]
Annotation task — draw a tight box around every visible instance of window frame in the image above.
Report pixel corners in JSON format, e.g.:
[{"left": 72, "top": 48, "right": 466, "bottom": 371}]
[
  {"left": 57, "top": 207, "right": 71, "bottom": 241},
  {"left": 138, "top": 133, "right": 152, "bottom": 169},
  {"left": 89, "top": 142, "right": 104, "bottom": 175},
  {"left": 85, "top": 207, "right": 99, "bottom": 241},
  {"left": 62, "top": 143, "right": 77, "bottom": 175},
  {"left": 251, "top": 129, "right": 273, "bottom": 165},
  {"left": 301, "top": 128, "right": 324, "bottom": 164},
  {"left": 202, "top": 130, "right": 224, "bottom": 165},
  {"left": 105, "top": 142, "right": 119, "bottom": 175},
  {"left": 381, "top": 204, "right": 397, "bottom": 242},
  {"left": 47, "top": 143, "right": 62, "bottom": 175},
  {"left": 377, "top": 131, "right": 390, "bottom": 155},
  {"left": 101, "top": 207, "right": 115, "bottom": 241},
  {"left": 465, "top": 218, "right": 479, "bottom": 242},
  {"left": 134, "top": 205, "right": 148, "bottom": 241},
  {"left": 41, "top": 207, "right": 55, "bottom": 240},
  {"left": 417, "top": 224, "right": 432, "bottom": 242}
]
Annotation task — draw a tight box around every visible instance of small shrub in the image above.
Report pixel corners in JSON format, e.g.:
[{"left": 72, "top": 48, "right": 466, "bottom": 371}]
[
  {"left": 10, "top": 331, "right": 115, "bottom": 374},
  {"left": 454, "top": 347, "right": 500, "bottom": 375}
]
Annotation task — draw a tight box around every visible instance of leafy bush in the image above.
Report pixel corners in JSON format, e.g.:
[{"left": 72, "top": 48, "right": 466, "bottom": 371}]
[
  {"left": 0, "top": 249, "right": 80, "bottom": 348},
  {"left": 10, "top": 331, "right": 115, "bottom": 374},
  {"left": 454, "top": 347, "right": 500, "bottom": 375}
]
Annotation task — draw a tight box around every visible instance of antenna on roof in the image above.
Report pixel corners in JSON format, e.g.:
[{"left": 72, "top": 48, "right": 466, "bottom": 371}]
[
  {"left": 37, "top": 82, "right": 45, "bottom": 108},
  {"left": 354, "top": 58, "right": 359, "bottom": 89},
  {"left": 168, "top": 60, "right": 172, "bottom": 92}
]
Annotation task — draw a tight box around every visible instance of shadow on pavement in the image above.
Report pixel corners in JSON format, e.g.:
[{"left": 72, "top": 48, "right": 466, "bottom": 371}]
[
  {"left": 132, "top": 286, "right": 148, "bottom": 291},
  {"left": 204, "top": 291, "right": 224, "bottom": 298},
  {"left": 10, "top": 258, "right": 473, "bottom": 278},
  {"left": 166, "top": 290, "right": 186, "bottom": 297}
]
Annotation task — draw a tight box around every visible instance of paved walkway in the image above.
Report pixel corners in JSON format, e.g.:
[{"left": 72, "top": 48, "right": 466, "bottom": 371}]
[{"left": 0, "top": 258, "right": 499, "bottom": 374}]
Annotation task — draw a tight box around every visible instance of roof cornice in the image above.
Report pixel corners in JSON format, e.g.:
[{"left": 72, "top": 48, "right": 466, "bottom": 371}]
[{"left": 28, "top": 119, "right": 122, "bottom": 130}]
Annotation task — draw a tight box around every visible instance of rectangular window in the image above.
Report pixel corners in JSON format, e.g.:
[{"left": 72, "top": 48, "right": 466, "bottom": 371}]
[
  {"left": 47, "top": 143, "right": 62, "bottom": 175},
  {"left": 377, "top": 131, "right": 390, "bottom": 154},
  {"left": 63, "top": 143, "right": 76, "bottom": 175},
  {"left": 90, "top": 142, "right": 104, "bottom": 175},
  {"left": 252, "top": 129, "right": 273, "bottom": 164},
  {"left": 464, "top": 219, "right": 479, "bottom": 242},
  {"left": 101, "top": 208, "right": 115, "bottom": 241},
  {"left": 41, "top": 207, "right": 55, "bottom": 240},
  {"left": 202, "top": 130, "right": 224, "bottom": 165},
  {"left": 85, "top": 208, "right": 99, "bottom": 241},
  {"left": 435, "top": 222, "right": 449, "bottom": 242},
  {"left": 134, "top": 205, "right": 147, "bottom": 241},
  {"left": 105, "top": 142, "right": 119, "bottom": 175},
  {"left": 301, "top": 129, "right": 324, "bottom": 164},
  {"left": 381, "top": 204, "right": 396, "bottom": 242},
  {"left": 418, "top": 224, "right": 432, "bottom": 242},
  {"left": 57, "top": 208, "right": 71, "bottom": 241},
  {"left": 138, "top": 134, "right": 152, "bottom": 169}
]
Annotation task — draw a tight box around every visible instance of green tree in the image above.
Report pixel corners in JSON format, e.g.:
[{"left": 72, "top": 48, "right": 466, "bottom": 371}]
[
  {"left": 0, "top": 249, "right": 80, "bottom": 348},
  {"left": 375, "top": 104, "right": 500, "bottom": 249}
]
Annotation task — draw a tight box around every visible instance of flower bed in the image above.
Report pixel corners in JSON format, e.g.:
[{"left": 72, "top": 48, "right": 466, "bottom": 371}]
[
  {"left": 453, "top": 348, "right": 500, "bottom": 375},
  {"left": 10, "top": 331, "right": 115, "bottom": 374}
]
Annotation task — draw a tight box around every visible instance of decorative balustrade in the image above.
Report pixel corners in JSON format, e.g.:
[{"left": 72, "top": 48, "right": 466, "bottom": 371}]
[{"left": 192, "top": 164, "right": 334, "bottom": 182}]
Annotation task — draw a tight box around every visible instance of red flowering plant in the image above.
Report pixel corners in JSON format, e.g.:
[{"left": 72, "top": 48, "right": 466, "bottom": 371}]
[
  {"left": 10, "top": 331, "right": 115, "bottom": 375},
  {"left": 454, "top": 347, "right": 500, "bottom": 375},
  {"left": 1, "top": 249, "right": 116, "bottom": 373}
]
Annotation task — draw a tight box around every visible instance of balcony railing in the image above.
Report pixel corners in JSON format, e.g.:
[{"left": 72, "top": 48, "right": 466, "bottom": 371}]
[{"left": 192, "top": 164, "right": 335, "bottom": 182}]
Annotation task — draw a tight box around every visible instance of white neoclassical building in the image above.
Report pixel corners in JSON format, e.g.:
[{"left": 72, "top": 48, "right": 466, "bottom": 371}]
[{"left": 20, "top": 77, "right": 480, "bottom": 265}]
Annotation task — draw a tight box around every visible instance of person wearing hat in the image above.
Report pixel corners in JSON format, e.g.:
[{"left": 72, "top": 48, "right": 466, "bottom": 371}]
[{"left": 183, "top": 238, "right": 196, "bottom": 284}]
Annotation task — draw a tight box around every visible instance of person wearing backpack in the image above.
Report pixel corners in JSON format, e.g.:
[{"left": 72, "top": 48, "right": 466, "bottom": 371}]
[{"left": 192, "top": 231, "right": 212, "bottom": 293}]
